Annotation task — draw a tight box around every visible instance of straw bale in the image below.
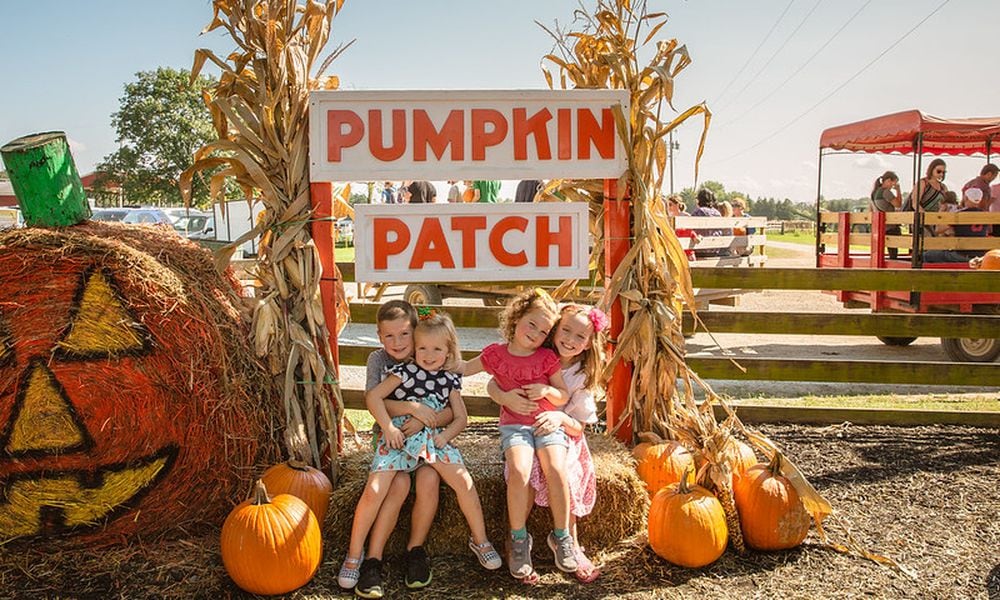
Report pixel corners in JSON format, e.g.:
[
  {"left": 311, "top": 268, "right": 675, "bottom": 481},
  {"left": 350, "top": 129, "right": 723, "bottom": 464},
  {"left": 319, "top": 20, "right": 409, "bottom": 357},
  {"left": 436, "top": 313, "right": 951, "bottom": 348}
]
[
  {"left": 0, "top": 222, "right": 280, "bottom": 545},
  {"left": 325, "top": 423, "right": 648, "bottom": 556}
]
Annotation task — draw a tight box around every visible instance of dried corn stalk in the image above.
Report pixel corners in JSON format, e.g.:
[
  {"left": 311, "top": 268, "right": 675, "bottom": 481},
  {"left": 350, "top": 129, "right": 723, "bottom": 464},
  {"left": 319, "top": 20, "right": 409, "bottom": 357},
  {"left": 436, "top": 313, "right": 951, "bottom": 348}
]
[
  {"left": 180, "top": 0, "right": 354, "bottom": 484},
  {"left": 541, "top": 0, "right": 834, "bottom": 551}
]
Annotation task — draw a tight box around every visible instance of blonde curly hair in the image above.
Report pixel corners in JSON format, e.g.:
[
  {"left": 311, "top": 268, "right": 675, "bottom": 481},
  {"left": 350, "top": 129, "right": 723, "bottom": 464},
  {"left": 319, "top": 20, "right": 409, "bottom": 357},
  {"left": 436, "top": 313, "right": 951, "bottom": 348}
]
[{"left": 497, "top": 288, "right": 560, "bottom": 344}]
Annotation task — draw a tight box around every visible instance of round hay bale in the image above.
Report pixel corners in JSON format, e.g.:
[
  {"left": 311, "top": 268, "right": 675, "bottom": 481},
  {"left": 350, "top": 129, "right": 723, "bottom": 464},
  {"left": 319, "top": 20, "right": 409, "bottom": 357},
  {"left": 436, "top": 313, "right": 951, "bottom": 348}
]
[
  {"left": 327, "top": 424, "right": 648, "bottom": 557},
  {"left": 0, "top": 222, "right": 280, "bottom": 545}
]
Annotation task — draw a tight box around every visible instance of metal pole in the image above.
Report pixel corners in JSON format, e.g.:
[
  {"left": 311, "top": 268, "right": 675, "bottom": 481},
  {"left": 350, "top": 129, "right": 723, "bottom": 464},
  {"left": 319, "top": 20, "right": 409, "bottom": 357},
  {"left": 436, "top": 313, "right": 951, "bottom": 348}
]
[
  {"left": 815, "top": 148, "right": 824, "bottom": 268},
  {"left": 669, "top": 130, "right": 675, "bottom": 194}
]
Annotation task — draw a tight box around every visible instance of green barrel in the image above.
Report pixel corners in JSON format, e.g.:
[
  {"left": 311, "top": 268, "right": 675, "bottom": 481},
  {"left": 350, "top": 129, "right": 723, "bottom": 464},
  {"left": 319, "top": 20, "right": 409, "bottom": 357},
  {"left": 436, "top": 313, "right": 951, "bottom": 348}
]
[{"left": 0, "top": 131, "right": 91, "bottom": 227}]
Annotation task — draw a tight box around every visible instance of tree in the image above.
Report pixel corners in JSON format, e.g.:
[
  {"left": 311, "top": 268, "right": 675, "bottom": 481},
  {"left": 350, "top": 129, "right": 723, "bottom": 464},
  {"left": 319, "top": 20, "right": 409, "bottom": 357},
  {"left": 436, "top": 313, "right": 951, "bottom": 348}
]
[{"left": 96, "top": 67, "right": 217, "bottom": 207}]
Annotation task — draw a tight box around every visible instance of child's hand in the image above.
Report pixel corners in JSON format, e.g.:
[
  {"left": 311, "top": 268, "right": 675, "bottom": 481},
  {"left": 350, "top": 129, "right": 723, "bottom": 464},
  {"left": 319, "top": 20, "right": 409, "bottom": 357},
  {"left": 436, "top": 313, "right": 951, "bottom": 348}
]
[
  {"left": 399, "top": 417, "right": 423, "bottom": 437},
  {"left": 522, "top": 383, "right": 551, "bottom": 401},
  {"left": 500, "top": 388, "right": 537, "bottom": 416},
  {"left": 534, "top": 411, "right": 563, "bottom": 436},
  {"left": 411, "top": 404, "right": 439, "bottom": 428},
  {"left": 432, "top": 433, "right": 449, "bottom": 449},
  {"left": 384, "top": 425, "right": 405, "bottom": 449}
]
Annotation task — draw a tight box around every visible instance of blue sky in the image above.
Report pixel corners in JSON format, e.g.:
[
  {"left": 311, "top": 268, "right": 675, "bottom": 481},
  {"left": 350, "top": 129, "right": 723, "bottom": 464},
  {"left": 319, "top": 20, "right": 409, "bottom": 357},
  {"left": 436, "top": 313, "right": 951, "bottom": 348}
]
[{"left": 2, "top": 0, "right": 996, "bottom": 203}]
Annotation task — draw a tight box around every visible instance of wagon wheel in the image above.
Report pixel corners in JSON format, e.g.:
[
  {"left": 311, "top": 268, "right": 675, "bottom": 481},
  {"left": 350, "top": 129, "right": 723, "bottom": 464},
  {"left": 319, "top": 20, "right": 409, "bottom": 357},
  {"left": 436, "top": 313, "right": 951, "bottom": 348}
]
[
  {"left": 404, "top": 284, "right": 442, "bottom": 306},
  {"left": 940, "top": 337, "right": 1000, "bottom": 363},
  {"left": 876, "top": 336, "right": 918, "bottom": 346}
]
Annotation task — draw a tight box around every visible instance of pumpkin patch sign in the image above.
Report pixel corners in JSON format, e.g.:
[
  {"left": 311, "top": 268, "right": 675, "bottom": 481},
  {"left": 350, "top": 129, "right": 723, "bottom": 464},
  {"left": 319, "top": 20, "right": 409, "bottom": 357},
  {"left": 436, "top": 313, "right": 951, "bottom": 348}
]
[{"left": 0, "top": 223, "right": 278, "bottom": 543}]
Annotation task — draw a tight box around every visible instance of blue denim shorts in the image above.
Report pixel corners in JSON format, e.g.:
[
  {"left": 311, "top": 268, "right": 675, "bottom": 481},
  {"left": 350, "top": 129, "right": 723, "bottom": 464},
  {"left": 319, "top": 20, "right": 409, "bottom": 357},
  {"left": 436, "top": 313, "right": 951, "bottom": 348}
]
[{"left": 499, "top": 424, "right": 568, "bottom": 452}]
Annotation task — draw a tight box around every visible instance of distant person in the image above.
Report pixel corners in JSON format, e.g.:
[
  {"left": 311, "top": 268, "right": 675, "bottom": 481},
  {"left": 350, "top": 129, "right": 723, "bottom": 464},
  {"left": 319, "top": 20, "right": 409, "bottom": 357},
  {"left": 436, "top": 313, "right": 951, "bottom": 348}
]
[
  {"left": 381, "top": 182, "right": 399, "bottom": 204},
  {"left": 461, "top": 180, "right": 476, "bottom": 203},
  {"left": 870, "top": 171, "right": 903, "bottom": 259},
  {"left": 961, "top": 163, "right": 997, "bottom": 210},
  {"left": 940, "top": 191, "right": 959, "bottom": 213},
  {"left": 514, "top": 180, "right": 542, "bottom": 203},
  {"left": 690, "top": 188, "right": 723, "bottom": 258},
  {"left": 447, "top": 180, "right": 462, "bottom": 203},
  {"left": 407, "top": 180, "right": 437, "bottom": 204},
  {"left": 666, "top": 194, "right": 697, "bottom": 261},
  {"left": 924, "top": 187, "right": 992, "bottom": 263},
  {"left": 731, "top": 197, "right": 753, "bottom": 256},
  {"left": 991, "top": 182, "right": 1000, "bottom": 213},
  {"left": 908, "top": 159, "right": 948, "bottom": 212},
  {"left": 472, "top": 180, "right": 501, "bottom": 203}
]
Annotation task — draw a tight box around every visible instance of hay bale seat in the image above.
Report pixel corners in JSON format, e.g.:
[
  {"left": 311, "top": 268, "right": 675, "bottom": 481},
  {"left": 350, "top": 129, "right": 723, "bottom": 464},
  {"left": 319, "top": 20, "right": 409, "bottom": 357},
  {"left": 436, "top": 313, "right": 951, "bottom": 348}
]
[{"left": 326, "top": 423, "right": 648, "bottom": 557}]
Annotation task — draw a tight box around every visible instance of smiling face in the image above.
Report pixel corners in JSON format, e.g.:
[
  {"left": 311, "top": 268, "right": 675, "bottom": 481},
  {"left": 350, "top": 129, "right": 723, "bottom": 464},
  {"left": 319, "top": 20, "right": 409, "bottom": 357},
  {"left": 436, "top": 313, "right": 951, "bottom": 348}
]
[
  {"left": 414, "top": 329, "right": 450, "bottom": 372},
  {"left": 511, "top": 308, "right": 556, "bottom": 354},
  {"left": 552, "top": 311, "right": 594, "bottom": 363},
  {"left": 377, "top": 317, "right": 413, "bottom": 362}
]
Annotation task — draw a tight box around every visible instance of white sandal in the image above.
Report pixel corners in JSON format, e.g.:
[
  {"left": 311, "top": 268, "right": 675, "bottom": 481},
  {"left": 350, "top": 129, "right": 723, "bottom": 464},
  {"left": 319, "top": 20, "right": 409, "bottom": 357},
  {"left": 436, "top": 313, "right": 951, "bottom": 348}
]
[
  {"left": 338, "top": 555, "right": 363, "bottom": 589},
  {"left": 469, "top": 538, "right": 502, "bottom": 570}
]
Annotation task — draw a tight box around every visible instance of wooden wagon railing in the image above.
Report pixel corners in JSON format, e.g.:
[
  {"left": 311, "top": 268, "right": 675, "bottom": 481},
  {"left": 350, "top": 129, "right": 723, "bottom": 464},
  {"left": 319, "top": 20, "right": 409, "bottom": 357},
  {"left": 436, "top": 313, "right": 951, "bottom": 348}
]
[{"left": 327, "top": 264, "right": 1000, "bottom": 427}]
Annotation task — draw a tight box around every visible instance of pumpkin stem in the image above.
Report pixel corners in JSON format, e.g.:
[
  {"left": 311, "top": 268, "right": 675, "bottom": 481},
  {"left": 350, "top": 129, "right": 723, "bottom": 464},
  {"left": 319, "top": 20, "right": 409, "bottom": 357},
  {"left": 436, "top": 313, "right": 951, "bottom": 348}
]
[
  {"left": 677, "top": 465, "right": 695, "bottom": 494},
  {"left": 768, "top": 451, "right": 784, "bottom": 477},
  {"left": 251, "top": 479, "right": 271, "bottom": 505},
  {"left": 288, "top": 459, "right": 310, "bottom": 471}
]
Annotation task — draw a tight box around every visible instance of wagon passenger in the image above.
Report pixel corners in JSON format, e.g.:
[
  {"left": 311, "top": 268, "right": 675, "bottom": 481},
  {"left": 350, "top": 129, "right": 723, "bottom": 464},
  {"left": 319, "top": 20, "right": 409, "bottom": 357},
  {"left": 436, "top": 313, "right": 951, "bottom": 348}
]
[
  {"left": 870, "top": 171, "right": 903, "bottom": 259},
  {"left": 923, "top": 187, "right": 994, "bottom": 263}
]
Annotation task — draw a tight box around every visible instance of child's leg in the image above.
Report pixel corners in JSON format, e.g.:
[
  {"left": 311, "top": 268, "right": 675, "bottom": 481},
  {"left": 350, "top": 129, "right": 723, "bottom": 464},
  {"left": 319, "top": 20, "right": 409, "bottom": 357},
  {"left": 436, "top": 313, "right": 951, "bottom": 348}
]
[
  {"left": 365, "top": 471, "right": 411, "bottom": 560},
  {"left": 346, "top": 471, "right": 398, "bottom": 559},
  {"left": 505, "top": 445, "right": 536, "bottom": 532},
  {"left": 429, "top": 462, "right": 489, "bottom": 544},
  {"left": 408, "top": 464, "right": 441, "bottom": 550},
  {"left": 536, "top": 444, "right": 571, "bottom": 531}
]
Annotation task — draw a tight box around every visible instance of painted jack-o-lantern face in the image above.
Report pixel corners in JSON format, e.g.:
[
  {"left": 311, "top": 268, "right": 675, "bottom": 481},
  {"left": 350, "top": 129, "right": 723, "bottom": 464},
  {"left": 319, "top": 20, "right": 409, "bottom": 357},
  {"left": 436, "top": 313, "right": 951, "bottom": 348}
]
[{"left": 0, "top": 248, "right": 262, "bottom": 543}]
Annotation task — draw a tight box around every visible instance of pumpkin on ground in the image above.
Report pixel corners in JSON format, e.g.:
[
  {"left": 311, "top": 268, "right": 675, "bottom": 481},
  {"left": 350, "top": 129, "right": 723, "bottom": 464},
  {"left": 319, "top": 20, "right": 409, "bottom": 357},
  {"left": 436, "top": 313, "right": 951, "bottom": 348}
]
[
  {"left": 733, "top": 451, "right": 812, "bottom": 551},
  {"left": 260, "top": 460, "right": 333, "bottom": 522},
  {"left": 648, "top": 467, "right": 728, "bottom": 568},
  {"left": 0, "top": 223, "right": 278, "bottom": 544},
  {"left": 636, "top": 440, "right": 695, "bottom": 495},
  {"left": 221, "top": 480, "right": 322, "bottom": 595},
  {"left": 730, "top": 439, "right": 758, "bottom": 482},
  {"left": 631, "top": 441, "right": 652, "bottom": 460}
]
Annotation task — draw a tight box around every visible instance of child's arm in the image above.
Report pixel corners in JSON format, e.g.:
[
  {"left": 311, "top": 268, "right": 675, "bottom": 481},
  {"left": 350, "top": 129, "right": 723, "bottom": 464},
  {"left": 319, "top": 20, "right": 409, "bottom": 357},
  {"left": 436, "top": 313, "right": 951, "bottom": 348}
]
[
  {"left": 365, "top": 375, "right": 405, "bottom": 448},
  {"left": 461, "top": 354, "right": 484, "bottom": 377},
  {"left": 433, "top": 389, "right": 469, "bottom": 448},
  {"left": 534, "top": 411, "right": 584, "bottom": 437},
  {"left": 521, "top": 370, "right": 570, "bottom": 407},
  {"left": 486, "top": 379, "right": 537, "bottom": 415}
]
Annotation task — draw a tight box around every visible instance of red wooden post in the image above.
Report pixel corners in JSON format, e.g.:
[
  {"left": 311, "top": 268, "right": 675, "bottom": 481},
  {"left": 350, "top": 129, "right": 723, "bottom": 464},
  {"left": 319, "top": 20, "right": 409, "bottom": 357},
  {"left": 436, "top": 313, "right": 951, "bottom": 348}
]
[
  {"left": 309, "top": 182, "right": 340, "bottom": 373},
  {"left": 604, "top": 178, "right": 633, "bottom": 443},
  {"left": 870, "top": 210, "right": 886, "bottom": 311},
  {"left": 836, "top": 212, "right": 851, "bottom": 303}
]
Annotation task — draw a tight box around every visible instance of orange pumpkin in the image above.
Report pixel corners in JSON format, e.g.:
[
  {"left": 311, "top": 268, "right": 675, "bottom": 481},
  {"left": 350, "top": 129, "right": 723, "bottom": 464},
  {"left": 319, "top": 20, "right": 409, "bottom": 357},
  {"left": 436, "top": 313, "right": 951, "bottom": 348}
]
[
  {"left": 978, "top": 249, "right": 1000, "bottom": 270},
  {"left": 260, "top": 460, "right": 333, "bottom": 523},
  {"left": 733, "top": 452, "right": 811, "bottom": 551},
  {"left": 648, "top": 468, "right": 728, "bottom": 568},
  {"left": 730, "top": 439, "right": 758, "bottom": 482},
  {"left": 631, "top": 441, "right": 652, "bottom": 460},
  {"left": 221, "top": 480, "right": 322, "bottom": 595},
  {"left": 636, "top": 440, "right": 695, "bottom": 495},
  {"left": 0, "top": 223, "right": 275, "bottom": 543}
]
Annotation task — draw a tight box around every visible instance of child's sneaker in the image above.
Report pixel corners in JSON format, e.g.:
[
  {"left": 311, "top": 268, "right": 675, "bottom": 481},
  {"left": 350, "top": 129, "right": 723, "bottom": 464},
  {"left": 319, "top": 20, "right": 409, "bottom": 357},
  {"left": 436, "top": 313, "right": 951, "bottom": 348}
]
[
  {"left": 469, "top": 537, "right": 502, "bottom": 570},
  {"left": 355, "top": 557, "right": 383, "bottom": 599},
  {"left": 337, "top": 555, "right": 363, "bottom": 589},
  {"left": 405, "top": 545, "right": 432, "bottom": 589},
  {"left": 547, "top": 532, "right": 579, "bottom": 573},
  {"left": 507, "top": 534, "right": 534, "bottom": 579}
]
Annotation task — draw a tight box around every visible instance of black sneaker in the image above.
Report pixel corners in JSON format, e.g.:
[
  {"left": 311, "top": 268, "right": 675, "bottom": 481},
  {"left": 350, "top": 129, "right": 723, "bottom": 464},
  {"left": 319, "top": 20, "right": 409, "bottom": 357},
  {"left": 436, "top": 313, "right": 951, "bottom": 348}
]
[
  {"left": 405, "top": 545, "right": 432, "bottom": 589},
  {"left": 355, "top": 557, "right": 383, "bottom": 599}
]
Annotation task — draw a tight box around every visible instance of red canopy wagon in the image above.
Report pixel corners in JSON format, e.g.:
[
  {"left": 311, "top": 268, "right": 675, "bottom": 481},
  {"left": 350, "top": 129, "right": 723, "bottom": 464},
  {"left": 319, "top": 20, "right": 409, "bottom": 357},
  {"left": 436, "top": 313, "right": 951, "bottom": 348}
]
[{"left": 815, "top": 110, "right": 1000, "bottom": 362}]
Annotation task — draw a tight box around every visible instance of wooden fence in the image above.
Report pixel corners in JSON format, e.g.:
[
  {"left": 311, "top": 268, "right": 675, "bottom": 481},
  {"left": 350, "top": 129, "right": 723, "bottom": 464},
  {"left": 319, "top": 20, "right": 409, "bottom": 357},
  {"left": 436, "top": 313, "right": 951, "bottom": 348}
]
[{"left": 329, "top": 263, "right": 999, "bottom": 426}]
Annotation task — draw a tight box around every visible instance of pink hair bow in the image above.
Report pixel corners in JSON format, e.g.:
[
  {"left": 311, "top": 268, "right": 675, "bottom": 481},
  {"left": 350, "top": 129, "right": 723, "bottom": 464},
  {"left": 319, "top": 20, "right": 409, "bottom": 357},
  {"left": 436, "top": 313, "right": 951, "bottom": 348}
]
[{"left": 587, "top": 308, "right": 609, "bottom": 333}]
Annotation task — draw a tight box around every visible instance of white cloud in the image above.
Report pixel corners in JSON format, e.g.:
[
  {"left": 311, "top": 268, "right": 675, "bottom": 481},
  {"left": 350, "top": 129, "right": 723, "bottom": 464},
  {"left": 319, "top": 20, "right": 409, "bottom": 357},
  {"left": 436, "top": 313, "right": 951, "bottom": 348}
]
[
  {"left": 67, "top": 137, "right": 87, "bottom": 153},
  {"left": 853, "top": 155, "right": 890, "bottom": 170}
]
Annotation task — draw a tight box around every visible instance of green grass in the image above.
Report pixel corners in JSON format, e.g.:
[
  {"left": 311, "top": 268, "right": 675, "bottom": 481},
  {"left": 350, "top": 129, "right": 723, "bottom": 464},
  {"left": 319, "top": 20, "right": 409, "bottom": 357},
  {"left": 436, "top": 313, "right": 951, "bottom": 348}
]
[
  {"left": 334, "top": 245, "right": 355, "bottom": 262},
  {"left": 728, "top": 393, "right": 999, "bottom": 412},
  {"left": 766, "top": 231, "right": 815, "bottom": 245},
  {"left": 763, "top": 246, "right": 808, "bottom": 260}
]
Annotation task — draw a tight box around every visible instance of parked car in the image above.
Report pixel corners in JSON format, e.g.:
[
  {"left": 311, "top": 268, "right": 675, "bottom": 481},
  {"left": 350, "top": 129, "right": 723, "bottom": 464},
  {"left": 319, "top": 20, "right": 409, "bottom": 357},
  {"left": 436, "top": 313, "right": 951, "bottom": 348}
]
[
  {"left": 90, "top": 208, "right": 130, "bottom": 222},
  {"left": 122, "top": 208, "right": 174, "bottom": 226},
  {"left": 174, "top": 212, "right": 216, "bottom": 240}
]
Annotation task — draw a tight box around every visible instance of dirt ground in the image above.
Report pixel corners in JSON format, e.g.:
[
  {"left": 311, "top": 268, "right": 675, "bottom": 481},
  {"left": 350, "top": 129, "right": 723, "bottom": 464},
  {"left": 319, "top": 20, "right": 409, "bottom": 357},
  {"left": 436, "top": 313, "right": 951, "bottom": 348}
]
[{"left": 2, "top": 422, "right": 997, "bottom": 599}]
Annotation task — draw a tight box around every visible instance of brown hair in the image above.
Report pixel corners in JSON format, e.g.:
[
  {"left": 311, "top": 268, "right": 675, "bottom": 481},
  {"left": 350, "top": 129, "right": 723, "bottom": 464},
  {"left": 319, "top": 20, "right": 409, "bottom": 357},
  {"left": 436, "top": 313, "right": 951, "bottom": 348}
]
[
  {"left": 498, "top": 288, "right": 559, "bottom": 343},
  {"left": 376, "top": 299, "right": 417, "bottom": 330},
  {"left": 551, "top": 304, "right": 607, "bottom": 391},
  {"left": 981, "top": 163, "right": 999, "bottom": 176},
  {"left": 925, "top": 159, "right": 946, "bottom": 179},
  {"left": 872, "top": 171, "right": 898, "bottom": 196},
  {"left": 414, "top": 311, "right": 460, "bottom": 371}
]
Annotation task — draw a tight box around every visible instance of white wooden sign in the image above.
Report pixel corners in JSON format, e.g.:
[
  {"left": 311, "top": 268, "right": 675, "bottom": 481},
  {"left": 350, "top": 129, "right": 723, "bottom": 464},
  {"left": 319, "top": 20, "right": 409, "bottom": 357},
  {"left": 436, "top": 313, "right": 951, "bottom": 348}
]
[
  {"left": 309, "top": 89, "right": 629, "bottom": 181},
  {"left": 353, "top": 203, "right": 590, "bottom": 283}
]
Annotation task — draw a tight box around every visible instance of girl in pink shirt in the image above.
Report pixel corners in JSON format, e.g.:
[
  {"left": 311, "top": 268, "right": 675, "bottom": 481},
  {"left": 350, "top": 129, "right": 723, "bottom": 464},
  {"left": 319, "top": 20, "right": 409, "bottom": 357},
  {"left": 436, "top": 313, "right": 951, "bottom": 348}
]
[{"left": 463, "top": 289, "right": 574, "bottom": 581}]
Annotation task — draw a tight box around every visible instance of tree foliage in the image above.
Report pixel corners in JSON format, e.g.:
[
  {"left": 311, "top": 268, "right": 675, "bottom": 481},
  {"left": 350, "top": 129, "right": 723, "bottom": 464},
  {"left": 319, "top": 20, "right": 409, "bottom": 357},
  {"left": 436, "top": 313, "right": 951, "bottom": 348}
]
[{"left": 96, "top": 67, "right": 217, "bottom": 206}]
